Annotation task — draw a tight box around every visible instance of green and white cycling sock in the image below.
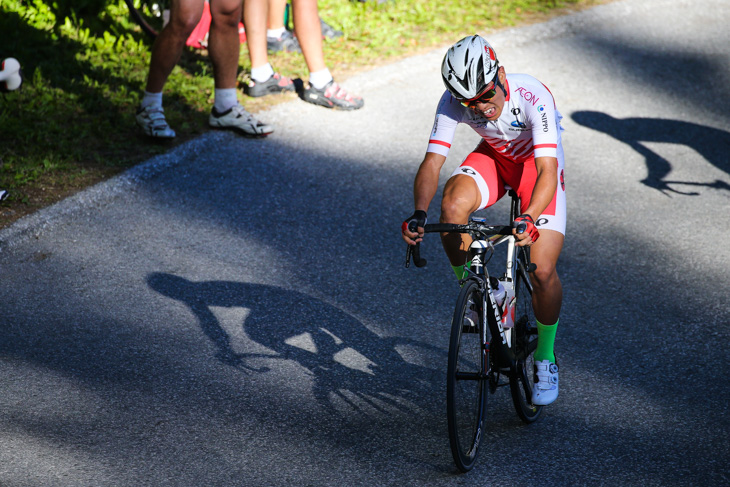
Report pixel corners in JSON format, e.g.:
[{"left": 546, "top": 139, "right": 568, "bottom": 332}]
[
  {"left": 451, "top": 262, "right": 472, "bottom": 280},
  {"left": 534, "top": 319, "right": 558, "bottom": 363}
]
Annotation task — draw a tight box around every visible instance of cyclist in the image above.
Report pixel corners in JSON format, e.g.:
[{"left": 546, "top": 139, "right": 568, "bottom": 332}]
[{"left": 401, "top": 35, "right": 565, "bottom": 406}]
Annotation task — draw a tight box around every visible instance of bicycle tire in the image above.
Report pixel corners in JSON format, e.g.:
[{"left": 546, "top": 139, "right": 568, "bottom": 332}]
[
  {"left": 508, "top": 258, "right": 544, "bottom": 423},
  {"left": 447, "top": 279, "right": 489, "bottom": 472},
  {"left": 124, "top": 0, "right": 166, "bottom": 38}
]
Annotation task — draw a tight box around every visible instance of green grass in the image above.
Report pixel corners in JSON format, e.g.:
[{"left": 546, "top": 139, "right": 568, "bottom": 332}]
[{"left": 0, "top": 0, "right": 603, "bottom": 227}]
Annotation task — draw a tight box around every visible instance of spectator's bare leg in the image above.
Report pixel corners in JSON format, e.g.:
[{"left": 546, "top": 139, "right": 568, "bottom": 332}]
[
  {"left": 268, "top": 0, "right": 288, "bottom": 29},
  {"left": 208, "top": 0, "right": 243, "bottom": 89},
  {"left": 146, "top": 0, "right": 205, "bottom": 92},
  {"left": 243, "top": 0, "right": 270, "bottom": 68},
  {"left": 291, "top": 0, "right": 326, "bottom": 73}
]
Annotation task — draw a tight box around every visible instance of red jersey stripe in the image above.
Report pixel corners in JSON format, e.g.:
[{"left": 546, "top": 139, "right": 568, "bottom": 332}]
[{"left": 428, "top": 140, "right": 451, "bottom": 148}]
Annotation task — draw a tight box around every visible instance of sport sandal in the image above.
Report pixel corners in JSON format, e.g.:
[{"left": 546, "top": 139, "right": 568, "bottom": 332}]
[{"left": 302, "top": 80, "right": 364, "bottom": 110}]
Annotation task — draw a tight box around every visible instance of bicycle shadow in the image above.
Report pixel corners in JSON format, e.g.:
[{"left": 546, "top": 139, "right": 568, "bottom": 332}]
[
  {"left": 146, "top": 272, "right": 444, "bottom": 419},
  {"left": 571, "top": 111, "right": 730, "bottom": 196}
]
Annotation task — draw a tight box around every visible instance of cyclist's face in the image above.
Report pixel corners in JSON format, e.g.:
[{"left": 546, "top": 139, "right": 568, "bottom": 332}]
[{"left": 468, "top": 68, "right": 505, "bottom": 120}]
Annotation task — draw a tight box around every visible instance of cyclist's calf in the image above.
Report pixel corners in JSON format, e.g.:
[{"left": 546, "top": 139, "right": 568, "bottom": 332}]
[{"left": 526, "top": 230, "right": 564, "bottom": 324}]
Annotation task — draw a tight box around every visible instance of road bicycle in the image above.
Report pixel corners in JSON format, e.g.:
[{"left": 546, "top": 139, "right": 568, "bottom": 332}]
[{"left": 405, "top": 190, "right": 542, "bottom": 472}]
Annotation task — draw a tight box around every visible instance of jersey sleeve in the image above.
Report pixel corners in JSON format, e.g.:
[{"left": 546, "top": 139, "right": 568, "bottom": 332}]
[
  {"left": 426, "top": 91, "right": 461, "bottom": 157},
  {"left": 523, "top": 82, "right": 561, "bottom": 159}
]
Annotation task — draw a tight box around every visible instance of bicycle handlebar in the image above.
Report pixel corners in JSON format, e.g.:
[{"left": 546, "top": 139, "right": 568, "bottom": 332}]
[
  {"left": 422, "top": 222, "right": 515, "bottom": 236},
  {"left": 405, "top": 222, "right": 516, "bottom": 269}
]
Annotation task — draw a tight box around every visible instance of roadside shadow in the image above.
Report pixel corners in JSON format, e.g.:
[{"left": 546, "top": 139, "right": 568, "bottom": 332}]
[
  {"left": 571, "top": 111, "right": 730, "bottom": 195},
  {"left": 146, "top": 272, "right": 444, "bottom": 418}
]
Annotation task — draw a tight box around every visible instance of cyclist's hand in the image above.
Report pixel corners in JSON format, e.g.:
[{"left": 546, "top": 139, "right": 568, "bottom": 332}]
[
  {"left": 402, "top": 210, "right": 427, "bottom": 245},
  {"left": 513, "top": 214, "right": 539, "bottom": 247}
]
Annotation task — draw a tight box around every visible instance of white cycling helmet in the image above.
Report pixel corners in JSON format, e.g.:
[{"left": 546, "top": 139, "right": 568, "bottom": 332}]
[{"left": 441, "top": 35, "right": 499, "bottom": 101}]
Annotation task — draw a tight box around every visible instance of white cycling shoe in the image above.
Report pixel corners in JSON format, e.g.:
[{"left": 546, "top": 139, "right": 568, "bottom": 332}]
[
  {"left": 532, "top": 359, "right": 559, "bottom": 406},
  {"left": 209, "top": 104, "right": 273, "bottom": 136},
  {"left": 136, "top": 105, "right": 176, "bottom": 139}
]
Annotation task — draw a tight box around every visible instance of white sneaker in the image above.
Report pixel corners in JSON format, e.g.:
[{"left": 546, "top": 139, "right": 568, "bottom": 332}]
[
  {"left": 532, "top": 359, "right": 559, "bottom": 405},
  {"left": 136, "top": 105, "right": 176, "bottom": 139},
  {"left": 209, "top": 104, "right": 273, "bottom": 136}
]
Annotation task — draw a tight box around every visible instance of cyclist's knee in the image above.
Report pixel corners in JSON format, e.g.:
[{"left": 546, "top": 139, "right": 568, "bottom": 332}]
[
  {"left": 441, "top": 176, "right": 480, "bottom": 222},
  {"left": 440, "top": 197, "right": 472, "bottom": 224},
  {"left": 530, "top": 260, "right": 559, "bottom": 291}
]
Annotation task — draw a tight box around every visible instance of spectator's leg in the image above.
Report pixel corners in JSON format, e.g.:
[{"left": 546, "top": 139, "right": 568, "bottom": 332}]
[
  {"left": 243, "top": 0, "right": 270, "bottom": 69},
  {"left": 146, "top": 0, "right": 205, "bottom": 92},
  {"left": 208, "top": 0, "right": 244, "bottom": 89},
  {"left": 267, "top": 0, "right": 288, "bottom": 30},
  {"left": 291, "top": 0, "right": 326, "bottom": 74}
]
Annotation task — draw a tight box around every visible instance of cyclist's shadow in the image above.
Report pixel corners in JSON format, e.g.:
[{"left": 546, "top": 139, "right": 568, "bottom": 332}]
[
  {"left": 147, "top": 272, "right": 441, "bottom": 417},
  {"left": 571, "top": 111, "right": 730, "bottom": 196}
]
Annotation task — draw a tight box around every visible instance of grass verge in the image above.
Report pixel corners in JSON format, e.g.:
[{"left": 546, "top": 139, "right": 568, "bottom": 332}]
[{"left": 1, "top": 0, "right": 608, "bottom": 229}]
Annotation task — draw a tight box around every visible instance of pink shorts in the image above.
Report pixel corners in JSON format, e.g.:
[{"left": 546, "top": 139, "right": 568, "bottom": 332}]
[{"left": 449, "top": 141, "right": 566, "bottom": 235}]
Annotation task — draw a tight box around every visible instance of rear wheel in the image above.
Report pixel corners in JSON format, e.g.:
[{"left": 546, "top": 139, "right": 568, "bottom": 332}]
[
  {"left": 508, "top": 259, "right": 543, "bottom": 423},
  {"left": 447, "top": 279, "right": 489, "bottom": 472},
  {"left": 124, "top": 0, "right": 168, "bottom": 38}
]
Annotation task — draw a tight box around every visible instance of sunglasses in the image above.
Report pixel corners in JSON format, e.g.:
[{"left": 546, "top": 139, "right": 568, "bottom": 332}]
[{"left": 460, "top": 74, "right": 500, "bottom": 108}]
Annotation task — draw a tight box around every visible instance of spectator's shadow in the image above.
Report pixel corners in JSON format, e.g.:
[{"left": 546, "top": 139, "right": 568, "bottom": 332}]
[
  {"left": 147, "top": 272, "right": 444, "bottom": 417},
  {"left": 571, "top": 111, "right": 730, "bottom": 195}
]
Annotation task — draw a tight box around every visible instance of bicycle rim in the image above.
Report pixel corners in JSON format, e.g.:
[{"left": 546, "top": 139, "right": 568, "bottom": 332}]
[
  {"left": 124, "top": 0, "right": 166, "bottom": 38},
  {"left": 508, "top": 263, "right": 543, "bottom": 423},
  {"left": 447, "top": 279, "right": 488, "bottom": 472}
]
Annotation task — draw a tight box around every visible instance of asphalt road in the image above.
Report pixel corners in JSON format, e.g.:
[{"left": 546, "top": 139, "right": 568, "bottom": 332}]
[{"left": 1, "top": 0, "right": 729, "bottom": 485}]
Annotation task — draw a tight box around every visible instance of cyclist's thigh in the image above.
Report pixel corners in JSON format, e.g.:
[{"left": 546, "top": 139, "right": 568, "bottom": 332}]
[
  {"left": 529, "top": 229, "right": 564, "bottom": 276},
  {"left": 449, "top": 145, "right": 506, "bottom": 210},
  {"left": 442, "top": 175, "right": 481, "bottom": 221}
]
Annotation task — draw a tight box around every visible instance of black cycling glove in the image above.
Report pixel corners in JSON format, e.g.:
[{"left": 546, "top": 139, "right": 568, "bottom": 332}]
[{"left": 402, "top": 210, "right": 427, "bottom": 234}]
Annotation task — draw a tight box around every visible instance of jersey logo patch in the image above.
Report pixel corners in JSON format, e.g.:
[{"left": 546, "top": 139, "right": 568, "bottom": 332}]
[{"left": 510, "top": 107, "right": 526, "bottom": 129}]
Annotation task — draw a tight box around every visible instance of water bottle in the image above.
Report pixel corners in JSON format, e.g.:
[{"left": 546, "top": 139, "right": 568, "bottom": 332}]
[
  {"left": 500, "top": 279, "right": 516, "bottom": 329},
  {"left": 491, "top": 277, "right": 506, "bottom": 307}
]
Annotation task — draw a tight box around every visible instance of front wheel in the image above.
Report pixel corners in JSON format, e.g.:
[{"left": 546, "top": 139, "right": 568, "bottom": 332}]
[
  {"left": 508, "top": 261, "right": 544, "bottom": 423},
  {"left": 447, "top": 279, "right": 489, "bottom": 472}
]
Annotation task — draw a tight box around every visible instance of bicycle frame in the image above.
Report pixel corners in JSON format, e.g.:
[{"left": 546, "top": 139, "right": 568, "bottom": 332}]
[
  {"left": 407, "top": 190, "right": 534, "bottom": 374},
  {"left": 464, "top": 228, "right": 528, "bottom": 374}
]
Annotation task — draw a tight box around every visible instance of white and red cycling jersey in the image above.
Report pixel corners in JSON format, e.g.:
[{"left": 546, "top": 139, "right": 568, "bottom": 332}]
[{"left": 427, "top": 73, "right": 566, "bottom": 235}]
